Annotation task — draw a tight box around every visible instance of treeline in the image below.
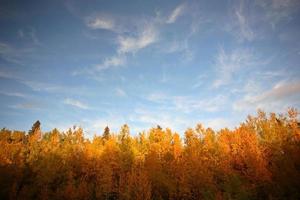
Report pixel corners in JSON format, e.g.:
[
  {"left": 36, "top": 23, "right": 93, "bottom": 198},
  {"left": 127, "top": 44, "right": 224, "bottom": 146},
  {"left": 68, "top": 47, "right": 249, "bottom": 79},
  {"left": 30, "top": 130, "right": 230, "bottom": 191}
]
[{"left": 0, "top": 109, "right": 300, "bottom": 200}]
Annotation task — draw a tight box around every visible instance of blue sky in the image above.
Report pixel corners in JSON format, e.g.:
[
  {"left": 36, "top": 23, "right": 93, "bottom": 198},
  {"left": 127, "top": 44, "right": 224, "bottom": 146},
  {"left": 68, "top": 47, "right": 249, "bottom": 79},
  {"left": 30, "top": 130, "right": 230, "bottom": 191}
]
[{"left": 0, "top": 0, "right": 300, "bottom": 137}]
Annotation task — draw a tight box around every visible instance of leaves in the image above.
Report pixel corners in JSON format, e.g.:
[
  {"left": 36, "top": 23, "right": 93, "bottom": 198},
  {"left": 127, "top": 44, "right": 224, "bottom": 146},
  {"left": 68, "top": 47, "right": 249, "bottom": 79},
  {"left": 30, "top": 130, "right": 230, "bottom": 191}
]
[{"left": 0, "top": 109, "right": 299, "bottom": 199}]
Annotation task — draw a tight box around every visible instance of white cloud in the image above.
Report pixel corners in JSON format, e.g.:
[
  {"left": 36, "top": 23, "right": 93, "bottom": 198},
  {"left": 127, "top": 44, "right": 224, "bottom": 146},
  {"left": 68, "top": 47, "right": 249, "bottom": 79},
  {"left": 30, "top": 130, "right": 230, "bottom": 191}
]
[
  {"left": 0, "top": 42, "right": 36, "bottom": 64},
  {"left": 0, "top": 69, "right": 89, "bottom": 96},
  {"left": 162, "top": 40, "right": 184, "bottom": 54},
  {"left": 147, "top": 92, "right": 168, "bottom": 103},
  {"left": 115, "top": 87, "right": 126, "bottom": 97},
  {"left": 0, "top": 69, "right": 19, "bottom": 79},
  {"left": 80, "top": 16, "right": 159, "bottom": 76},
  {"left": 166, "top": 3, "right": 186, "bottom": 24},
  {"left": 22, "top": 80, "right": 62, "bottom": 92},
  {"left": 86, "top": 16, "right": 115, "bottom": 31},
  {"left": 225, "top": 0, "right": 299, "bottom": 42},
  {"left": 192, "top": 74, "right": 207, "bottom": 89},
  {"left": 17, "top": 28, "right": 40, "bottom": 45},
  {"left": 256, "top": 80, "right": 300, "bottom": 102},
  {"left": 117, "top": 25, "right": 157, "bottom": 54},
  {"left": 9, "top": 102, "right": 41, "bottom": 110},
  {"left": 233, "top": 79, "right": 300, "bottom": 112},
  {"left": 225, "top": 0, "right": 255, "bottom": 42},
  {"left": 173, "top": 95, "right": 227, "bottom": 113},
  {"left": 0, "top": 43, "right": 21, "bottom": 64},
  {"left": 235, "top": 6, "right": 255, "bottom": 41},
  {"left": 95, "top": 55, "right": 126, "bottom": 71},
  {"left": 0, "top": 91, "right": 27, "bottom": 98},
  {"left": 72, "top": 55, "right": 126, "bottom": 80},
  {"left": 256, "top": 0, "right": 300, "bottom": 27},
  {"left": 146, "top": 92, "right": 227, "bottom": 113},
  {"left": 130, "top": 105, "right": 236, "bottom": 134},
  {"left": 160, "top": 38, "right": 193, "bottom": 61},
  {"left": 213, "top": 48, "right": 253, "bottom": 88},
  {"left": 0, "top": 42, "right": 12, "bottom": 54},
  {"left": 19, "top": 80, "right": 88, "bottom": 95},
  {"left": 64, "top": 98, "right": 89, "bottom": 109}
]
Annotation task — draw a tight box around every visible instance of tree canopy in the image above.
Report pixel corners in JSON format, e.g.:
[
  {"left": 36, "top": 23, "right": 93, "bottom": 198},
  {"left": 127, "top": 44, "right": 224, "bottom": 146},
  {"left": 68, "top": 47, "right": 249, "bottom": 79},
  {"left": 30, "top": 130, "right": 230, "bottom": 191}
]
[{"left": 0, "top": 109, "right": 299, "bottom": 199}]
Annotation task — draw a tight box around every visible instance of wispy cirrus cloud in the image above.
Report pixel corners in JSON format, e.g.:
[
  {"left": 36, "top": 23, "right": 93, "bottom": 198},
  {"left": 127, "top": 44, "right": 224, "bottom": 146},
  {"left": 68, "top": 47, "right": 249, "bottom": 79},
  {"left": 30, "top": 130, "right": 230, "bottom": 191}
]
[
  {"left": 95, "top": 55, "right": 126, "bottom": 71},
  {"left": 0, "top": 69, "right": 64, "bottom": 94},
  {"left": 0, "top": 69, "right": 67, "bottom": 94},
  {"left": 0, "top": 42, "right": 35, "bottom": 65},
  {"left": 78, "top": 2, "right": 193, "bottom": 76},
  {"left": 146, "top": 92, "right": 168, "bottom": 103},
  {"left": 234, "top": 3, "right": 255, "bottom": 42},
  {"left": 146, "top": 92, "right": 227, "bottom": 113},
  {"left": 166, "top": 3, "right": 186, "bottom": 24},
  {"left": 0, "top": 91, "right": 27, "bottom": 98},
  {"left": 213, "top": 47, "right": 254, "bottom": 88},
  {"left": 18, "top": 27, "right": 41, "bottom": 45},
  {"left": 129, "top": 105, "right": 236, "bottom": 133},
  {"left": 115, "top": 87, "right": 127, "bottom": 97},
  {"left": 76, "top": 23, "right": 157, "bottom": 76},
  {"left": 22, "top": 80, "right": 63, "bottom": 92},
  {"left": 0, "top": 69, "right": 19, "bottom": 79},
  {"left": 192, "top": 74, "right": 207, "bottom": 89},
  {"left": 64, "top": 98, "right": 89, "bottom": 109},
  {"left": 256, "top": 0, "right": 300, "bottom": 28},
  {"left": 86, "top": 16, "right": 115, "bottom": 31},
  {"left": 226, "top": 0, "right": 300, "bottom": 42},
  {"left": 18, "top": 80, "right": 89, "bottom": 96},
  {"left": 233, "top": 79, "right": 300, "bottom": 112},
  {"left": 159, "top": 38, "right": 194, "bottom": 62},
  {"left": 78, "top": 14, "right": 160, "bottom": 76},
  {"left": 9, "top": 102, "right": 41, "bottom": 110},
  {"left": 117, "top": 24, "right": 158, "bottom": 54},
  {"left": 225, "top": 0, "right": 255, "bottom": 42},
  {"left": 172, "top": 95, "right": 227, "bottom": 113}
]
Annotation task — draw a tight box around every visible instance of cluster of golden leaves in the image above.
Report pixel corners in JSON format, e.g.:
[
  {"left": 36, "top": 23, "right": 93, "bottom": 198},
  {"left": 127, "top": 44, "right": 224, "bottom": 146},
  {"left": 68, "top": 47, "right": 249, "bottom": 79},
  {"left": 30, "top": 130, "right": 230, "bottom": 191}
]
[{"left": 0, "top": 109, "right": 299, "bottom": 200}]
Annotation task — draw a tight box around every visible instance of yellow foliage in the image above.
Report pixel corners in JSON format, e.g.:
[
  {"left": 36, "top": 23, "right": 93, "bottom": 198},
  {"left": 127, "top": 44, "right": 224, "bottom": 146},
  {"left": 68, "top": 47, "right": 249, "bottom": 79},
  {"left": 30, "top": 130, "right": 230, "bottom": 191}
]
[{"left": 0, "top": 109, "right": 299, "bottom": 199}]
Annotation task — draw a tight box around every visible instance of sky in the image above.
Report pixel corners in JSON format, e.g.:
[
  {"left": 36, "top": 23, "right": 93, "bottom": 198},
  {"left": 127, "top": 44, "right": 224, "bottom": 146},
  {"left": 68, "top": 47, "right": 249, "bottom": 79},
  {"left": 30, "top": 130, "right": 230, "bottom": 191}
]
[{"left": 0, "top": 0, "right": 300, "bottom": 137}]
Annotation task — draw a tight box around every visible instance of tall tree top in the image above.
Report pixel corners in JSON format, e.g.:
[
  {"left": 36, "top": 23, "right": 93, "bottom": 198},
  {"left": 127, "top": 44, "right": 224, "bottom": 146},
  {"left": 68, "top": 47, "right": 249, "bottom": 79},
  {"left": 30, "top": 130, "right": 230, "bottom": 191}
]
[
  {"left": 29, "top": 120, "right": 41, "bottom": 135},
  {"left": 102, "top": 126, "right": 110, "bottom": 140}
]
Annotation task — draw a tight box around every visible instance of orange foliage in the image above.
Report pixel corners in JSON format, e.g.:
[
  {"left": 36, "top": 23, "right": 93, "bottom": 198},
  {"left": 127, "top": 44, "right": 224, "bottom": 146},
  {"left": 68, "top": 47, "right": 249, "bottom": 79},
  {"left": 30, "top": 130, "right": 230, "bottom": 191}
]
[{"left": 0, "top": 109, "right": 299, "bottom": 199}]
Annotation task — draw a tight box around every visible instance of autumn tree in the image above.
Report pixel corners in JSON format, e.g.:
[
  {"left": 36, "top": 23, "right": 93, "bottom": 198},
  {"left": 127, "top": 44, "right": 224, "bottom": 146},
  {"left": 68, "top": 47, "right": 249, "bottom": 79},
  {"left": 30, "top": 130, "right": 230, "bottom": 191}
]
[
  {"left": 0, "top": 109, "right": 299, "bottom": 199},
  {"left": 103, "top": 126, "right": 111, "bottom": 140}
]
